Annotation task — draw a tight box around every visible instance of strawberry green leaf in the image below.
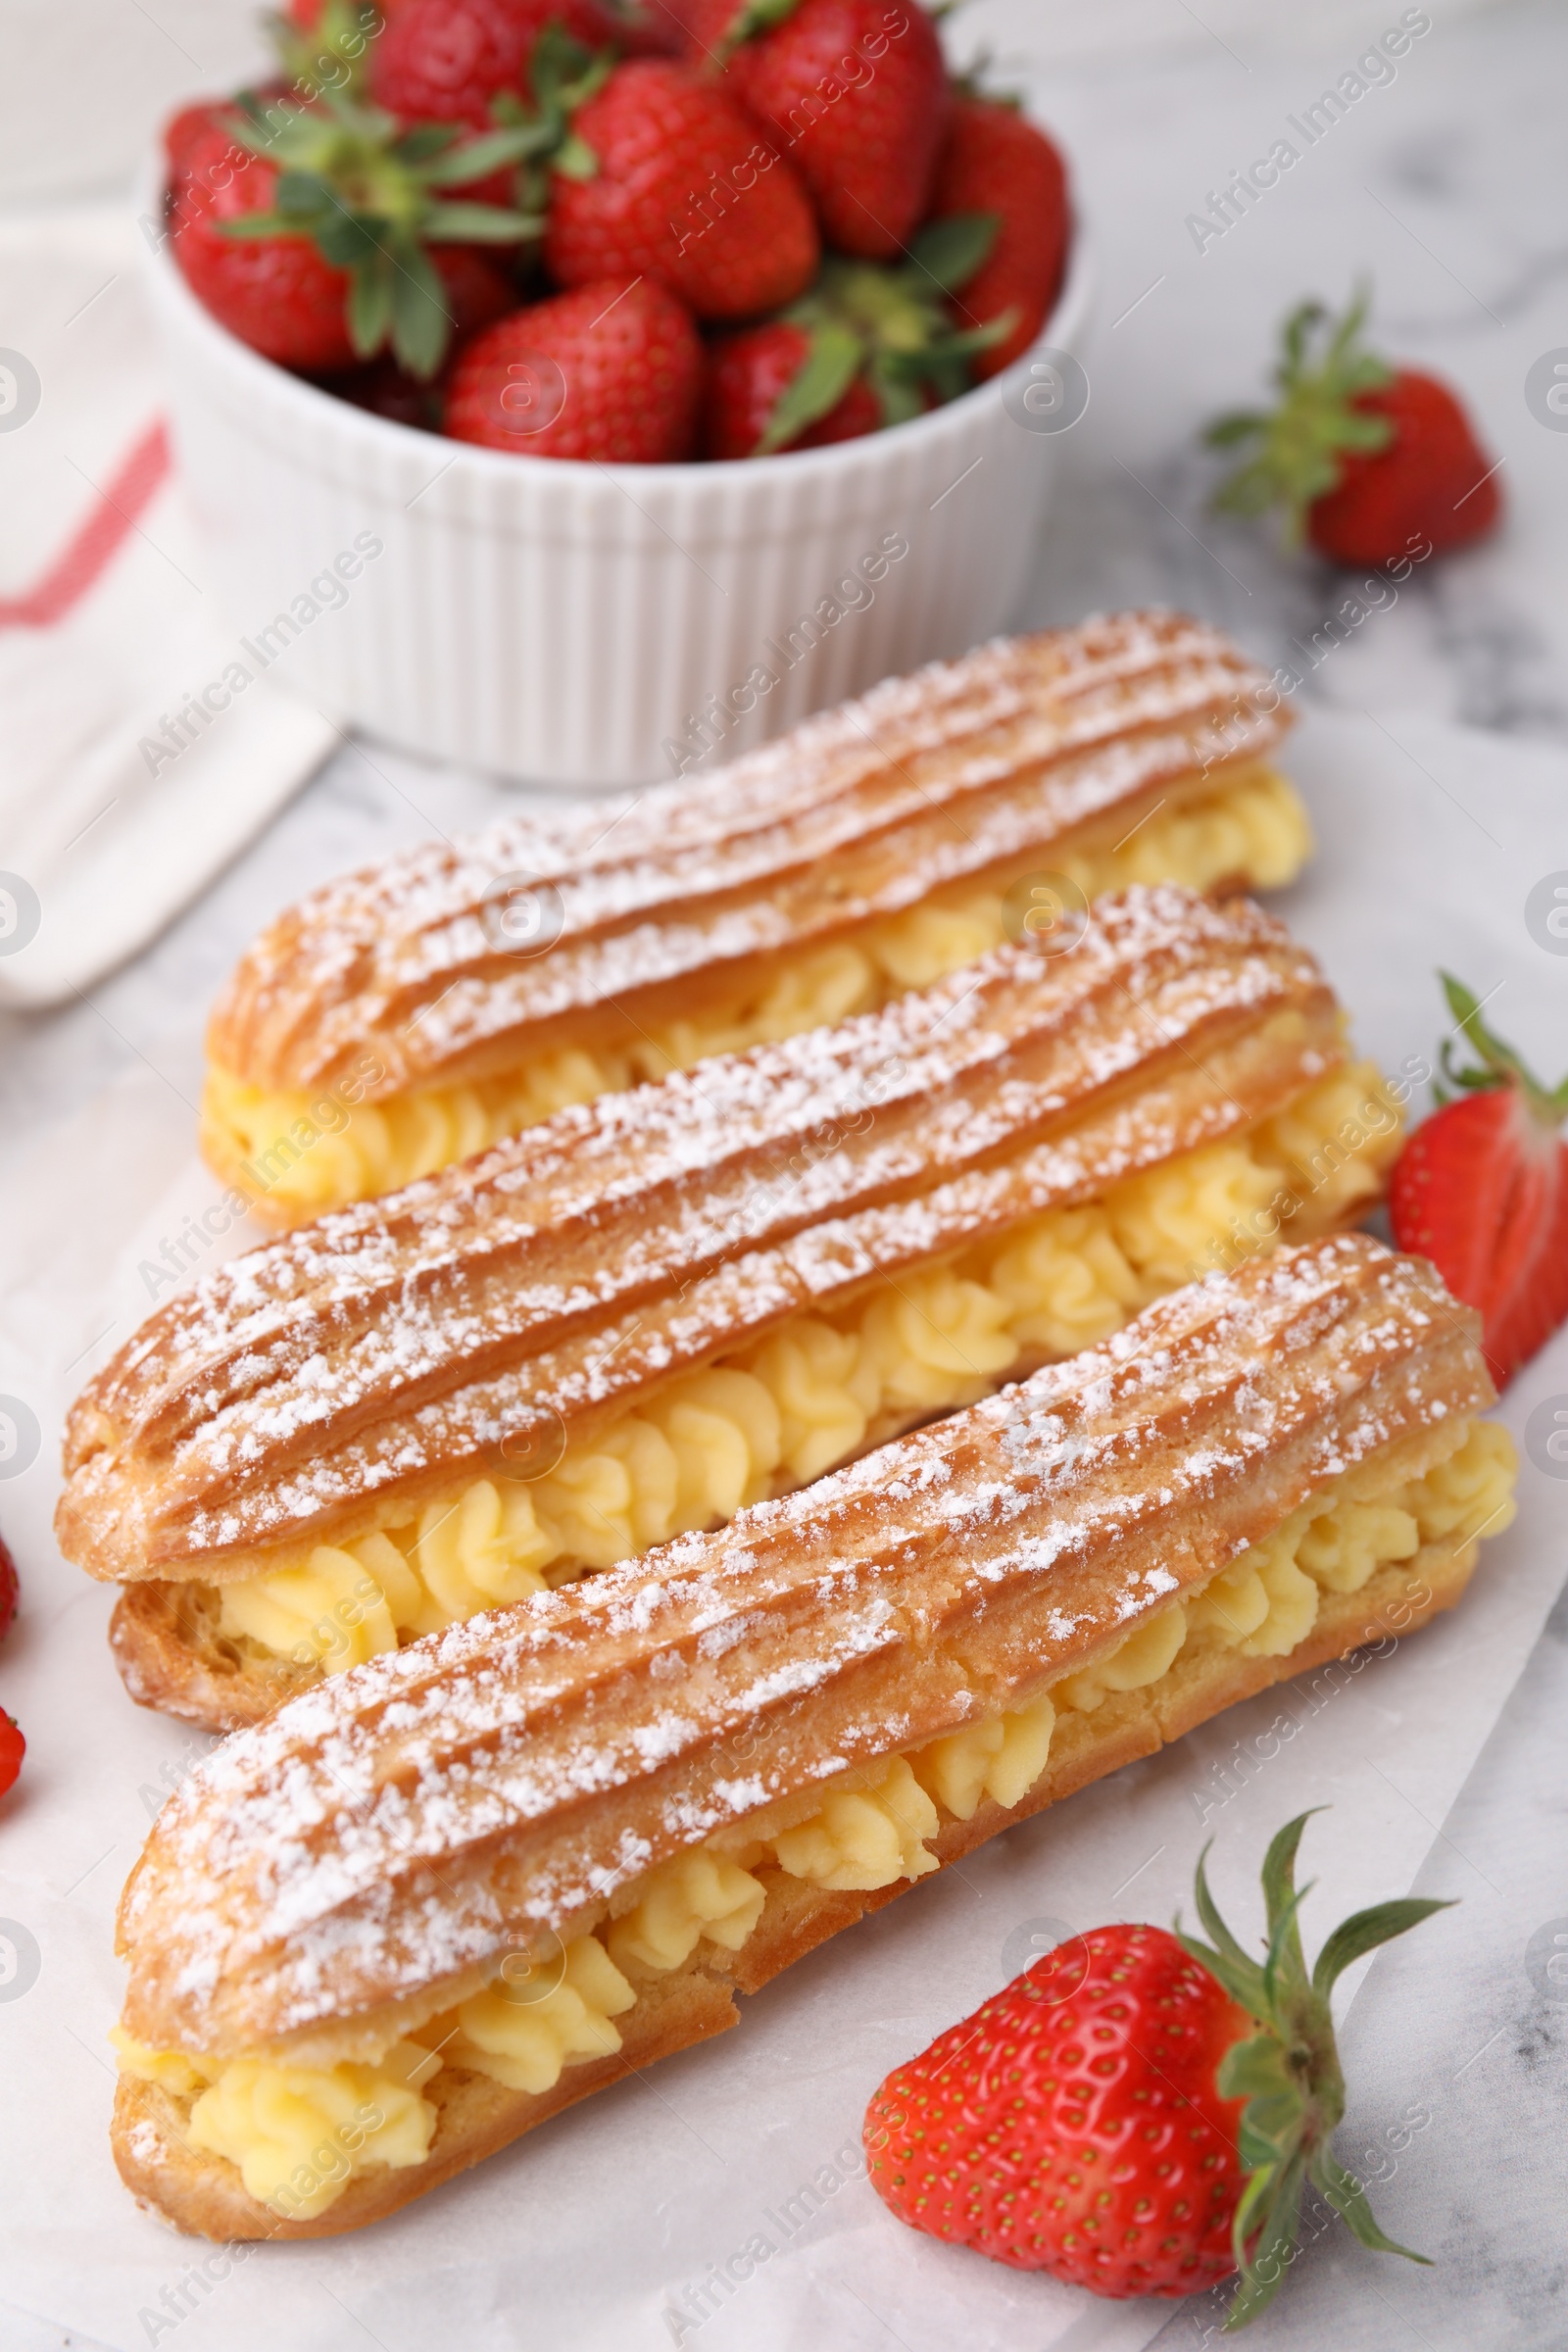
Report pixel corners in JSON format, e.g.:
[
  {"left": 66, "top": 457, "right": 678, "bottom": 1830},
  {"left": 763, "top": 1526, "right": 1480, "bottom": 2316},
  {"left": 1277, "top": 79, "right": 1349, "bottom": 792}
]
[
  {"left": 388, "top": 240, "right": 448, "bottom": 378},
  {"left": 1205, "top": 409, "right": 1269, "bottom": 447},
  {"left": 552, "top": 131, "right": 600, "bottom": 181},
  {"left": 421, "top": 200, "right": 541, "bottom": 241},
  {"left": 867, "top": 355, "right": 929, "bottom": 428},
  {"left": 1204, "top": 282, "right": 1396, "bottom": 547},
  {"left": 1310, "top": 2147, "right": 1432, "bottom": 2262},
  {"left": 1193, "top": 1839, "right": 1266, "bottom": 1986},
  {"left": 1260, "top": 1879, "right": 1315, "bottom": 2010},
  {"left": 1226, "top": 2149, "right": 1306, "bottom": 2328},
  {"left": 1310, "top": 1896, "right": 1456, "bottom": 2000},
  {"left": 1259, "top": 1809, "right": 1322, "bottom": 1972},
  {"left": 727, "top": 0, "right": 803, "bottom": 45},
  {"left": 1174, "top": 1813, "right": 1448, "bottom": 2327},
  {"left": 418, "top": 127, "right": 533, "bottom": 185},
  {"left": 1435, "top": 971, "right": 1568, "bottom": 1119},
  {"left": 1174, "top": 1930, "right": 1269, "bottom": 2021},
  {"left": 266, "top": 0, "right": 383, "bottom": 100},
  {"left": 397, "top": 122, "right": 463, "bottom": 168},
  {"left": 1218, "top": 2034, "right": 1303, "bottom": 2162},
  {"left": 905, "top": 212, "right": 1001, "bottom": 294},
  {"left": 348, "top": 248, "right": 393, "bottom": 360},
  {"left": 758, "top": 322, "right": 863, "bottom": 454}
]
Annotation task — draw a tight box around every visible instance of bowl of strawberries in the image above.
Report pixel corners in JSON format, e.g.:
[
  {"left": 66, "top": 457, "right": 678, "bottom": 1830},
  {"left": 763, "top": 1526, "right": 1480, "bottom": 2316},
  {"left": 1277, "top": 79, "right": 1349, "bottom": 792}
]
[{"left": 145, "top": 0, "right": 1085, "bottom": 784}]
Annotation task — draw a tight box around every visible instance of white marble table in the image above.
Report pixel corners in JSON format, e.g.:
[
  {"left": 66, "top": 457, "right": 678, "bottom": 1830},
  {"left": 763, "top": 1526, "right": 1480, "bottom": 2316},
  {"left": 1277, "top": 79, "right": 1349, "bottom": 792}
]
[{"left": 1, "top": 3, "right": 1565, "bottom": 2345}]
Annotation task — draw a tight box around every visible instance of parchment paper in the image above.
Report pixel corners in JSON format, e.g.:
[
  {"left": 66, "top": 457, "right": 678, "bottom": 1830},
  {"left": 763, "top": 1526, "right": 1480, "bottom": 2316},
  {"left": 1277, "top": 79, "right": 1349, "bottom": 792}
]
[{"left": 1, "top": 706, "right": 1565, "bottom": 2352}]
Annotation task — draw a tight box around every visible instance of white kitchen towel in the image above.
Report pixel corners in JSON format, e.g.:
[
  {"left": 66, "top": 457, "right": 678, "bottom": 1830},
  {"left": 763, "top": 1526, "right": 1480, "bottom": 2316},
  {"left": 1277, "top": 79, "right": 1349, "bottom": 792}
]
[{"left": 0, "top": 205, "right": 340, "bottom": 1007}]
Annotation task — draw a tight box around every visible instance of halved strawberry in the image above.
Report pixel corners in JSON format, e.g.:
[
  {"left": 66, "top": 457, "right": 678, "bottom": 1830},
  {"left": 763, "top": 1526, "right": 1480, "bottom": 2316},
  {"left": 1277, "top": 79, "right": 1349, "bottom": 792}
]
[
  {"left": 1390, "top": 976, "right": 1568, "bottom": 1387},
  {"left": 0, "top": 1536, "right": 17, "bottom": 1645}
]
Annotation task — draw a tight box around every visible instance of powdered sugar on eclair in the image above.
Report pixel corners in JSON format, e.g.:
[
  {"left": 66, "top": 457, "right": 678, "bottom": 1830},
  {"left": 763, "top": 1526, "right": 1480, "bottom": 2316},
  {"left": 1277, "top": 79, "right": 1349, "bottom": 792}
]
[{"left": 116, "top": 1236, "right": 1491, "bottom": 2060}]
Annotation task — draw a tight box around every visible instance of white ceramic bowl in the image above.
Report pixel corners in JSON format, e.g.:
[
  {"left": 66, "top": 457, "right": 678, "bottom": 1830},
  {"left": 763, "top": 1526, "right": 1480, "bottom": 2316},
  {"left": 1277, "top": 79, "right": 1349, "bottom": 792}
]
[{"left": 142, "top": 190, "right": 1092, "bottom": 787}]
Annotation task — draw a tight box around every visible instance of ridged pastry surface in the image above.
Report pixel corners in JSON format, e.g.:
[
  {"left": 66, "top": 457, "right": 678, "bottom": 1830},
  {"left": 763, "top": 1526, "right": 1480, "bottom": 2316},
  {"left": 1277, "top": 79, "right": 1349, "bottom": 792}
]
[
  {"left": 206, "top": 612, "right": 1293, "bottom": 1099},
  {"left": 116, "top": 1235, "right": 1491, "bottom": 2063},
  {"left": 60, "top": 888, "right": 1341, "bottom": 1582}
]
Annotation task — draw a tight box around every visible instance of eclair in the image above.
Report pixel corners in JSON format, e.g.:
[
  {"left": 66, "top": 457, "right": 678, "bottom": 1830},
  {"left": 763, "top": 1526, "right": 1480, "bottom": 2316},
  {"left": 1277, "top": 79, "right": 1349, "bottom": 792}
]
[
  {"left": 61, "top": 890, "right": 1399, "bottom": 1733},
  {"left": 201, "top": 612, "right": 1310, "bottom": 1226},
  {"left": 109, "top": 1234, "right": 1518, "bottom": 2241}
]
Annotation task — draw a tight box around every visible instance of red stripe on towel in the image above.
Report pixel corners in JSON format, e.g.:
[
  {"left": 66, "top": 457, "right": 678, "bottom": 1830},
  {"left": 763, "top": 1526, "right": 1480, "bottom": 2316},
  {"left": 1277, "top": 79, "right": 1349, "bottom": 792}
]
[{"left": 0, "top": 420, "right": 172, "bottom": 629}]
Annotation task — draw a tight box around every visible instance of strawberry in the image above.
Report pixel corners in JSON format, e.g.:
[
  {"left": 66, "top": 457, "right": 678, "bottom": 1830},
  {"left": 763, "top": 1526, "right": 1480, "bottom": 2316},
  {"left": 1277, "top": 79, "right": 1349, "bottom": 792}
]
[
  {"left": 287, "top": 0, "right": 407, "bottom": 24},
  {"left": 683, "top": 0, "right": 949, "bottom": 260},
  {"left": 445, "top": 276, "right": 703, "bottom": 458},
  {"left": 589, "top": 0, "right": 689, "bottom": 50},
  {"left": 271, "top": 0, "right": 392, "bottom": 98},
  {"left": 929, "top": 94, "right": 1069, "bottom": 379},
  {"left": 866, "top": 1813, "right": 1448, "bottom": 2321},
  {"left": 368, "top": 0, "right": 607, "bottom": 126},
  {"left": 169, "top": 89, "right": 540, "bottom": 375},
  {"left": 1390, "top": 976, "right": 1568, "bottom": 1388},
  {"left": 1207, "top": 290, "right": 1503, "bottom": 566},
  {"left": 170, "top": 116, "right": 361, "bottom": 370},
  {"left": 541, "top": 55, "right": 819, "bottom": 318},
  {"left": 0, "top": 1712, "right": 21, "bottom": 1800},
  {"left": 704, "top": 322, "right": 880, "bottom": 455},
  {"left": 164, "top": 94, "right": 283, "bottom": 172},
  {"left": 700, "top": 218, "right": 1004, "bottom": 457},
  {"left": 323, "top": 246, "right": 519, "bottom": 425},
  {"left": 0, "top": 1537, "right": 16, "bottom": 1645}
]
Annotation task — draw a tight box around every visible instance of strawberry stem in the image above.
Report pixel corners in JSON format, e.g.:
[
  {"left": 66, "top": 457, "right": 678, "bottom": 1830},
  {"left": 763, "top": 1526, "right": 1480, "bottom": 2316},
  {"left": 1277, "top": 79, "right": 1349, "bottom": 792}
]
[
  {"left": 757, "top": 221, "right": 1007, "bottom": 449},
  {"left": 1437, "top": 972, "right": 1568, "bottom": 1122},
  {"left": 219, "top": 89, "right": 541, "bottom": 376},
  {"left": 1204, "top": 285, "right": 1395, "bottom": 549},
  {"left": 1174, "top": 1812, "right": 1453, "bottom": 2328}
]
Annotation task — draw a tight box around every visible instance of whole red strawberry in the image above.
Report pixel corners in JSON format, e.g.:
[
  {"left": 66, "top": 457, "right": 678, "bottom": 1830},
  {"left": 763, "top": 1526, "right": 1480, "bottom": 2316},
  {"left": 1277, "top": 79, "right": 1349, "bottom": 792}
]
[
  {"left": 1307, "top": 370, "right": 1501, "bottom": 565},
  {"left": 544, "top": 57, "right": 818, "bottom": 318},
  {"left": 1391, "top": 975, "right": 1568, "bottom": 1387},
  {"left": 168, "top": 90, "right": 539, "bottom": 376},
  {"left": 446, "top": 276, "right": 703, "bottom": 458},
  {"left": 0, "top": 1537, "right": 17, "bottom": 1645},
  {"left": 0, "top": 1712, "right": 22, "bottom": 1800},
  {"left": 1207, "top": 290, "right": 1502, "bottom": 567},
  {"left": 164, "top": 92, "right": 291, "bottom": 172},
  {"left": 929, "top": 95, "right": 1069, "bottom": 379},
  {"left": 368, "top": 0, "right": 605, "bottom": 125},
  {"left": 171, "top": 117, "right": 359, "bottom": 369},
  {"left": 866, "top": 1814, "right": 1447, "bottom": 2321},
  {"left": 684, "top": 0, "right": 949, "bottom": 259},
  {"left": 705, "top": 322, "right": 879, "bottom": 456},
  {"left": 701, "top": 220, "right": 1004, "bottom": 457}
]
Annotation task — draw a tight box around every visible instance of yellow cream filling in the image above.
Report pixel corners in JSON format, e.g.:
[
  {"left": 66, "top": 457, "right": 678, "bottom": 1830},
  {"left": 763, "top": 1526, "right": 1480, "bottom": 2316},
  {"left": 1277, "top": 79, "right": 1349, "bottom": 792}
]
[
  {"left": 204, "top": 763, "right": 1313, "bottom": 1217},
  {"left": 212, "top": 1060, "right": 1401, "bottom": 1679},
  {"left": 120, "top": 1418, "right": 1514, "bottom": 2218},
  {"left": 110, "top": 2027, "right": 440, "bottom": 2221}
]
